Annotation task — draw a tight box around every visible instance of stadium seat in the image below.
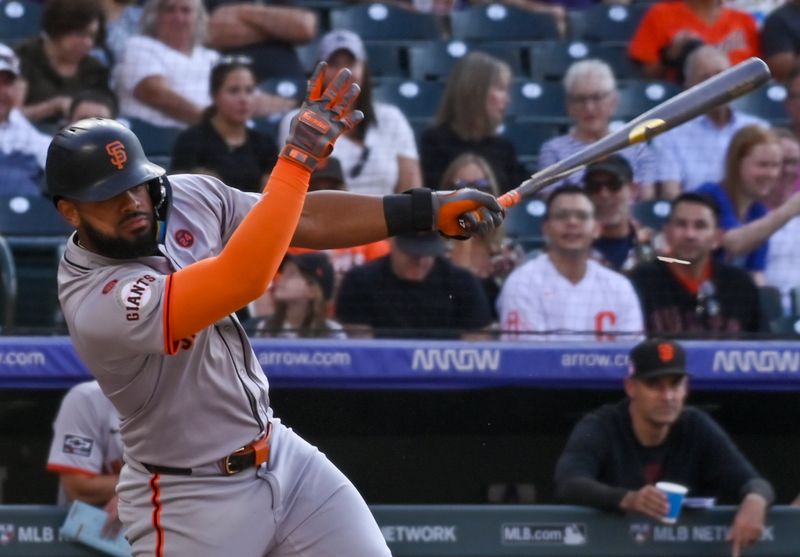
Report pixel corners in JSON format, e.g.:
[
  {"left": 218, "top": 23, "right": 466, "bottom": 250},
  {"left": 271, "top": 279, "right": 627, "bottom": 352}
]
[
  {"left": 501, "top": 120, "right": 560, "bottom": 167},
  {"left": 731, "top": 81, "right": 789, "bottom": 126},
  {"left": 503, "top": 197, "right": 547, "bottom": 252},
  {"left": 0, "top": 0, "right": 41, "bottom": 46},
  {"left": 365, "top": 43, "right": 406, "bottom": 79},
  {"left": 631, "top": 199, "right": 671, "bottom": 230},
  {"left": 0, "top": 195, "right": 71, "bottom": 332},
  {"left": 614, "top": 79, "right": 681, "bottom": 122},
  {"left": 258, "top": 77, "right": 307, "bottom": 103},
  {"left": 450, "top": 3, "right": 559, "bottom": 43},
  {"left": 770, "top": 316, "right": 800, "bottom": 338},
  {"left": 125, "top": 118, "right": 182, "bottom": 162},
  {"left": 408, "top": 41, "right": 523, "bottom": 81},
  {"left": 568, "top": 3, "right": 648, "bottom": 44},
  {"left": 408, "top": 41, "right": 469, "bottom": 81},
  {"left": 507, "top": 80, "right": 568, "bottom": 125},
  {"left": 372, "top": 78, "right": 444, "bottom": 120},
  {"left": 527, "top": 40, "right": 643, "bottom": 81},
  {"left": 790, "top": 286, "right": 800, "bottom": 316},
  {"left": 329, "top": 4, "right": 442, "bottom": 42},
  {"left": 0, "top": 235, "right": 15, "bottom": 332},
  {"left": 760, "top": 285, "right": 788, "bottom": 332}
]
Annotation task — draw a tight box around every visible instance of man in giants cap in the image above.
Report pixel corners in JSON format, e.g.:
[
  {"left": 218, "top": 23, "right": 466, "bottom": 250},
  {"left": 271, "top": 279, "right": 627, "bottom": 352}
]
[{"left": 554, "top": 338, "right": 773, "bottom": 557}]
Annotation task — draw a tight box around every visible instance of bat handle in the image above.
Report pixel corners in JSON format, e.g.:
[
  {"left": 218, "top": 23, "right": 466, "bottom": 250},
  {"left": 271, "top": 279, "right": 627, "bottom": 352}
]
[
  {"left": 457, "top": 190, "right": 522, "bottom": 233},
  {"left": 498, "top": 191, "right": 521, "bottom": 209}
]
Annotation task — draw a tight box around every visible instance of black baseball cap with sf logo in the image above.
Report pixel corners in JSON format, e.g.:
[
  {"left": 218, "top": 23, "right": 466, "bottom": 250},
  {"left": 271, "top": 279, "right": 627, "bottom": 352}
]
[{"left": 628, "top": 339, "right": 689, "bottom": 379}]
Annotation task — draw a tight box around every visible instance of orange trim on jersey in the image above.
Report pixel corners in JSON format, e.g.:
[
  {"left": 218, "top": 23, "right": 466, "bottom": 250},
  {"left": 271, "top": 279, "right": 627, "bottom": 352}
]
[
  {"left": 46, "top": 463, "right": 98, "bottom": 477},
  {"left": 667, "top": 258, "right": 712, "bottom": 296},
  {"left": 162, "top": 274, "right": 179, "bottom": 355},
  {"left": 149, "top": 473, "right": 164, "bottom": 557},
  {"left": 163, "top": 159, "right": 311, "bottom": 345}
]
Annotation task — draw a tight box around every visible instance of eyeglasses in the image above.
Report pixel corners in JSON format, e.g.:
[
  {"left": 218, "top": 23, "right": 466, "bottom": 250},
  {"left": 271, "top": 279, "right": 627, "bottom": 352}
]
[
  {"left": 585, "top": 179, "right": 625, "bottom": 194},
  {"left": 567, "top": 91, "right": 612, "bottom": 105},
  {"left": 547, "top": 209, "right": 594, "bottom": 222},
  {"left": 452, "top": 178, "right": 493, "bottom": 193},
  {"left": 350, "top": 146, "right": 370, "bottom": 179}
]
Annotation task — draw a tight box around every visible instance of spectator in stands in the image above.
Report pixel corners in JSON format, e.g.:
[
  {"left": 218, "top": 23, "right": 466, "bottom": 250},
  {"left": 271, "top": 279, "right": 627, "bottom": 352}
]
[
  {"left": 651, "top": 46, "right": 769, "bottom": 197},
  {"left": 67, "top": 89, "right": 118, "bottom": 123},
  {"left": 497, "top": 185, "right": 644, "bottom": 341},
  {"left": 278, "top": 30, "right": 422, "bottom": 195},
  {"left": 765, "top": 128, "right": 800, "bottom": 210},
  {"left": 47, "top": 380, "right": 123, "bottom": 536},
  {"left": 0, "top": 43, "right": 51, "bottom": 196},
  {"left": 204, "top": 0, "right": 317, "bottom": 81},
  {"left": 629, "top": 192, "right": 762, "bottom": 335},
  {"left": 628, "top": 0, "right": 759, "bottom": 83},
  {"left": 171, "top": 58, "right": 278, "bottom": 193},
  {"left": 420, "top": 51, "right": 526, "bottom": 194},
  {"left": 309, "top": 157, "right": 347, "bottom": 192},
  {"left": 15, "top": 0, "right": 111, "bottom": 128},
  {"left": 247, "top": 253, "right": 346, "bottom": 339},
  {"left": 695, "top": 124, "right": 784, "bottom": 282},
  {"left": 115, "top": 0, "right": 293, "bottom": 130},
  {"left": 764, "top": 130, "right": 800, "bottom": 312},
  {"left": 443, "top": 153, "right": 520, "bottom": 318},
  {"left": 760, "top": 0, "right": 800, "bottom": 82},
  {"left": 554, "top": 338, "right": 773, "bottom": 557},
  {"left": 335, "top": 231, "right": 493, "bottom": 339},
  {"left": 585, "top": 155, "right": 656, "bottom": 272},
  {"left": 784, "top": 70, "right": 800, "bottom": 138},
  {"left": 94, "top": 0, "right": 143, "bottom": 66},
  {"left": 538, "top": 59, "right": 656, "bottom": 196},
  {"left": 114, "top": 0, "right": 217, "bottom": 128}
]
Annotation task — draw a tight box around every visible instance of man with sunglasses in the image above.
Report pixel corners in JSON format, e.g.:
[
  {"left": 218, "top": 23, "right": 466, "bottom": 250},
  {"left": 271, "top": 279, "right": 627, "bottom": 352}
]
[
  {"left": 628, "top": 192, "right": 761, "bottom": 335},
  {"left": 585, "top": 155, "right": 656, "bottom": 272}
]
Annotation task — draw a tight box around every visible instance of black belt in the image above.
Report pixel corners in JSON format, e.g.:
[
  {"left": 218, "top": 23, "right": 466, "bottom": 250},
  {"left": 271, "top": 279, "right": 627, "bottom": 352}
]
[{"left": 143, "top": 423, "right": 272, "bottom": 476}]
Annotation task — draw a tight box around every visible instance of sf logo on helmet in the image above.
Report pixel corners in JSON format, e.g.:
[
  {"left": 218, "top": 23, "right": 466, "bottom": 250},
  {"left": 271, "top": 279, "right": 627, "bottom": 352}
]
[{"left": 106, "top": 140, "right": 127, "bottom": 170}]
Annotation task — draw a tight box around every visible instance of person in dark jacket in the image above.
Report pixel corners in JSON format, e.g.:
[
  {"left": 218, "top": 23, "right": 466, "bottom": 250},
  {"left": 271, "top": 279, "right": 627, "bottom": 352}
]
[{"left": 554, "top": 338, "right": 773, "bottom": 557}]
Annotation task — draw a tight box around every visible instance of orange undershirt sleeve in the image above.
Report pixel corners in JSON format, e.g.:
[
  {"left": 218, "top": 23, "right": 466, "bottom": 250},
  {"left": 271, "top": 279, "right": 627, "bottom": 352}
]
[{"left": 163, "top": 159, "right": 310, "bottom": 352}]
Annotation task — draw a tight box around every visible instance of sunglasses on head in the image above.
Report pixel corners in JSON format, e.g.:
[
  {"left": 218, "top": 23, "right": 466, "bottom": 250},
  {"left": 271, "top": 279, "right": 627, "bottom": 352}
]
[
  {"left": 216, "top": 55, "right": 254, "bottom": 67},
  {"left": 452, "top": 178, "right": 493, "bottom": 193}
]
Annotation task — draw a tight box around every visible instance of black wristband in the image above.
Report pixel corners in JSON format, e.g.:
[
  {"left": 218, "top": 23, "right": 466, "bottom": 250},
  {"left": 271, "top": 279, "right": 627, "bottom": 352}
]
[{"left": 383, "top": 188, "right": 434, "bottom": 236}]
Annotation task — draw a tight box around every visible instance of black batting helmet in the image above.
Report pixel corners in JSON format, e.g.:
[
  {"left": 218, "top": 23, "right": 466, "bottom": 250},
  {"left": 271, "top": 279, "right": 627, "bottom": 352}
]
[{"left": 45, "top": 118, "right": 166, "bottom": 203}]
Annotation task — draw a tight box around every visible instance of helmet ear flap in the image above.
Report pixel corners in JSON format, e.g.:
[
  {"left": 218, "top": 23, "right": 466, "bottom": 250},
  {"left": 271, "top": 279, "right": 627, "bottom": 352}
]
[{"left": 150, "top": 175, "right": 171, "bottom": 223}]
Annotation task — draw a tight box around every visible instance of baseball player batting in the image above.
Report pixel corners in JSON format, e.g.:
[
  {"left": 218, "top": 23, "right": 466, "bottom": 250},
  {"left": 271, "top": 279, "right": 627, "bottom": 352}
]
[{"left": 46, "top": 62, "right": 503, "bottom": 556}]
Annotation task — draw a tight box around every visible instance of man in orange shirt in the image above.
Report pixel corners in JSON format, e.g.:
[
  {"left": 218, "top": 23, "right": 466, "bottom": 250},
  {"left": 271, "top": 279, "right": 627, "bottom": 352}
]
[{"left": 628, "top": 0, "right": 760, "bottom": 83}]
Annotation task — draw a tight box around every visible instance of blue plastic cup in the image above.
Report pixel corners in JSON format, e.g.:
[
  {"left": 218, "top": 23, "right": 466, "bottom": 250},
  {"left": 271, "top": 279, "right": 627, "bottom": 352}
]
[{"left": 656, "top": 481, "right": 688, "bottom": 524}]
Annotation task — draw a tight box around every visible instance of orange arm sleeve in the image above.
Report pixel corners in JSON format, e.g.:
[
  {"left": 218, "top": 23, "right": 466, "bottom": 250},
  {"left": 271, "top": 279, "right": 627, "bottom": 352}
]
[{"left": 163, "top": 159, "right": 310, "bottom": 352}]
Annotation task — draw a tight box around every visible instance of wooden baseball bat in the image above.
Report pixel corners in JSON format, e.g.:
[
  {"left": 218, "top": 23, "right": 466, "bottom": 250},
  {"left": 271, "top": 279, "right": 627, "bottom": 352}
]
[{"left": 479, "top": 57, "right": 772, "bottom": 217}]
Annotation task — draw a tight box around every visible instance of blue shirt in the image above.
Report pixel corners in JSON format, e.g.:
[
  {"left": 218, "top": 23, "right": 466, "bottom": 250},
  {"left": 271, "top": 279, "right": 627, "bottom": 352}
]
[
  {"left": 696, "top": 182, "right": 768, "bottom": 272},
  {"left": 651, "top": 111, "right": 768, "bottom": 191}
]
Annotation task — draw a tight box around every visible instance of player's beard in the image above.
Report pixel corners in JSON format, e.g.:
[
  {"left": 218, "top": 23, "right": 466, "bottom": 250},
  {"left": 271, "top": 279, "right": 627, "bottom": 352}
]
[{"left": 80, "top": 215, "right": 159, "bottom": 259}]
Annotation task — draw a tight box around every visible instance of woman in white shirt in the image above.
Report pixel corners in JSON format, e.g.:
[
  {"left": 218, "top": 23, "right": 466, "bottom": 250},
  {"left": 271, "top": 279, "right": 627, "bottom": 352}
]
[
  {"left": 115, "top": 0, "right": 292, "bottom": 129},
  {"left": 278, "top": 29, "right": 422, "bottom": 195}
]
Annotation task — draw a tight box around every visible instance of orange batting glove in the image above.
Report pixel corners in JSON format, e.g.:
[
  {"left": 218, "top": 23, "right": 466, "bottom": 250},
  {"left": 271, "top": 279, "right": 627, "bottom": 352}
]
[
  {"left": 432, "top": 189, "right": 504, "bottom": 239},
  {"left": 281, "top": 62, "right": 364, "bottom": 171}
]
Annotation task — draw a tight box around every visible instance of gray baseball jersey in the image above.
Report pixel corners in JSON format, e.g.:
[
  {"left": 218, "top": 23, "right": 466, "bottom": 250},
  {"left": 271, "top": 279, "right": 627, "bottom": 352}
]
[
  {"left": 46, "top": 380, "right": 123, "bottom": 506},
  {"left": 58, "top": 174, "right": 390, "bottom": 556}
]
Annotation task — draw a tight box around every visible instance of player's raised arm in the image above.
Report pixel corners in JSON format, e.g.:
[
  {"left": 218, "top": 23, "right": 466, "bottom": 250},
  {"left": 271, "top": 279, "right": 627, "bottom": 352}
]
[{"left": 165, "top": 63, "right": 362, "bottom": 343}]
